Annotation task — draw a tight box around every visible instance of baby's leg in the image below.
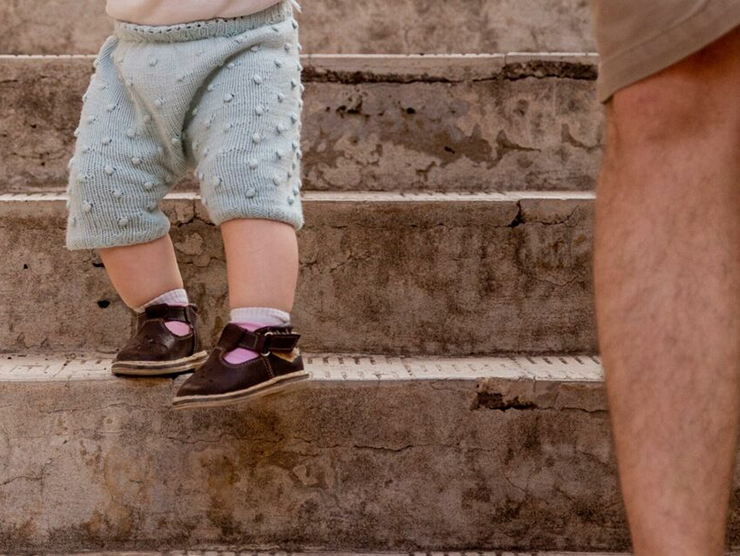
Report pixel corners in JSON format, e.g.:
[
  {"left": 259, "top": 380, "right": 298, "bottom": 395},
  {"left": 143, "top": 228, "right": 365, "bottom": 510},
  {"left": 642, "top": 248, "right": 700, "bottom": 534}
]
[
  {"left": 220, "top": 218, "right": 298, "bottom": 364},
  {"left": 175, "top": 216, "right": 306, "bottom": 406},
  {"left": 66, "top": 36, "right": 207, "bottom": 375},
  {"left": 101, "top": 236, "right": 195, "bottom": 339},
  {"left": 99, "top": 235, "right": 184, "bottom": 309},
  {"left": 221, "top": 219, "right": 298, "bottom": 312},
  {"left": 173, "top": 9, "right": 307, "bottom": 408},
  {"left": 175, "top": 214, "right": 308, "bottom": 409}
]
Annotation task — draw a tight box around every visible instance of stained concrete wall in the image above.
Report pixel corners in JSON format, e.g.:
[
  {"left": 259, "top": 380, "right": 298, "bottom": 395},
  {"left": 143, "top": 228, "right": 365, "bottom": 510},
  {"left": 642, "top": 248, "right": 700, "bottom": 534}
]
[
  {"left": 0, "top": 55, "right": 603, "bottom": 194},
  {"left": 0, "top": 193, "right": 596, "bottom": 354},
  {"left": 0, "top": 357, "right": 623, "bottom": 552},
  {"left": 0, "top": 0, "right": 595, "bottom": 55}
]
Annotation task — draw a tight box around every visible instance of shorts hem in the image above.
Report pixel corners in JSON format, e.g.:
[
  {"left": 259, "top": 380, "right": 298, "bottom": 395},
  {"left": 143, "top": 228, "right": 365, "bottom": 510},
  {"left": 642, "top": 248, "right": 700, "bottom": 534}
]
[
  {"left": 209, "top": 205, "right": 304, "bottom": 230},
  {"left": 66, "top": 222, "right": 172, "bottom": 251},
  {"left": 597, "top": 2, "right": 740, "bottom": 102}
]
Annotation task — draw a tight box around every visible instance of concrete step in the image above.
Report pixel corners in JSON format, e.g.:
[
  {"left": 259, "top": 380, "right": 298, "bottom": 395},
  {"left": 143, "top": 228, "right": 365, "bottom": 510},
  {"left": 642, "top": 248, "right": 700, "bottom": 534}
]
[
  {"left": 19, "top": 554, "right": 740, "bottom": 556},
  {"left": 0, "top": 352, "right": 625, "bottom": 553},
  {"left": 0, "top": 553, "right": 657, "bottom": 556},
  {"left": 0, "top": 0, "right": 595, "bottom": 56},
  {"left": 0, "top": 554, "right": 643, "bottom": 556},
  {"left": 0, "top": 554, "right": 642, "bottom": 556},
  {"left": 0, "top": 191, "right": 596, "bottom": 354},
  {"left": 15, "top": 554, "right": 740, "bottom": 556},
  {"left": 16, "top": 553, "right": 740, "bottom": 556},
  {"left": 2, "top": 548, "right": 672, "bottom": 556},
  {"left": 0, "top": 54, "right": 602, "bottom": 194}
]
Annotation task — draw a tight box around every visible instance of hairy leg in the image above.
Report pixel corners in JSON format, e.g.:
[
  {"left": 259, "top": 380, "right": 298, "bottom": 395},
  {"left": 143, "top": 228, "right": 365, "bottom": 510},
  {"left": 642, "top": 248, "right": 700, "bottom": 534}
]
[{"left": 595, "top": 28, "right": 740, "bottom": 556}]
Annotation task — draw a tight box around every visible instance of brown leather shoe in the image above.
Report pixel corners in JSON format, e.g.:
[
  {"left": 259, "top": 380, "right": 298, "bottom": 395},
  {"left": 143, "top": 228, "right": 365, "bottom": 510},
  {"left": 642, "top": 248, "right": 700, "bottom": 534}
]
[
  {"left": 111, "top": 304, "right": 208, "bottom": 377},
  {"left": 172, "top": 323, "right": 309, "bottom": 409}
]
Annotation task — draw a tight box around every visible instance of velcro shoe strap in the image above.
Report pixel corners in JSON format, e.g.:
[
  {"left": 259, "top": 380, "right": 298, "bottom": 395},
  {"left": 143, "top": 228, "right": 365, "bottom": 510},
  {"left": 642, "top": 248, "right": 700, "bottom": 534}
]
[
  {"left": 218, "top": 324, "right": 300, "bottom": 354},
  {"left": 238, "top": 330, "right": 300, "bottom": 354},
  {"left": 142, "top": 304, "right": 191, "bottom": 324}
]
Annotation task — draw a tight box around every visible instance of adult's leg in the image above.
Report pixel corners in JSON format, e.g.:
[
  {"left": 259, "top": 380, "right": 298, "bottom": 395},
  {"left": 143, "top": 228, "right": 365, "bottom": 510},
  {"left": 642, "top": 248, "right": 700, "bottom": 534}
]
[
  {"left": 99, "top": 235, "right": 183, "bottom": 309},
  {"left": 221, "top": 218, "right": 299, "bottom": 313},
  {"left": 595, "top": 27, "right": 740, "bottom": 556}
]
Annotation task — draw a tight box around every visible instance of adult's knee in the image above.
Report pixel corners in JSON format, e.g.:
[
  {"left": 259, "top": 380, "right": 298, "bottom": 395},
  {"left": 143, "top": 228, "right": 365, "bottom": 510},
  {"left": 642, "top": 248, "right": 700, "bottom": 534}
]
[
  {"left": 609, "top": 76, "right": 729, "bottom": 150},
  {"left": 608, "top": 28, "right": 740, "bottom": 149}
]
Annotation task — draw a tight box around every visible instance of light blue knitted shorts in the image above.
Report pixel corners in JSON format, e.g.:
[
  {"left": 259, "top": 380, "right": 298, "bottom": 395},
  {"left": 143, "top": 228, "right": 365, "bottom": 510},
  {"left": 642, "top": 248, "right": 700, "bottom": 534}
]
[{"left": 66, "top": 0, "right": 303, "bottom": 250}]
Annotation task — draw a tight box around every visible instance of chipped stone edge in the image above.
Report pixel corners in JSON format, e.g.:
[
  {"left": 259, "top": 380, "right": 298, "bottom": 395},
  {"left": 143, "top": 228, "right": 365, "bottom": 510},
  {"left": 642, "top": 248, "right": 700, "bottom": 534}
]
[
  {"left": 0, "top": 53, "right": 600, "bottom": 83},
  {"left": 0, "top": 552, "right": 658, "bottom": 556},
  {"left": 0, "top": 190, "right": 596, "bottom": 243},
  {"left": 10, "top": 552, "right": 652, "bottom": 556},
  {"left": 0, "top": 190, "right": 596, "bottom": 204}
]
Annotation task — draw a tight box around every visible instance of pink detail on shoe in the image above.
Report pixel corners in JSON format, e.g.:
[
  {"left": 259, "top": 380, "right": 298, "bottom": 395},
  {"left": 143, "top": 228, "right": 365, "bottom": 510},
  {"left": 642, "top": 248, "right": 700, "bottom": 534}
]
[
  {"left": 164, "top": 302, "right": 190, "bottom": 337},
  {"left": 223, "top": 321, "right": 264, "bottom": 365},
  {"left": 223, "top": 347, "right": 256, "bottom": 365},
  {"left": 165, "top": 321, "right": 191, "bottom": 336}
]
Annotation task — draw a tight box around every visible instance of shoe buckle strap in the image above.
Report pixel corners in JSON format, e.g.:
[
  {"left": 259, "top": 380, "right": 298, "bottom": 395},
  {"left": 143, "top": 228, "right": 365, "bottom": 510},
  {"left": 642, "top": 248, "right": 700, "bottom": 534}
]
[
  {"left": 237, "top": 329, "right": 300, "bottom": 355},
  {"left": 141, "top": 304, "right": 192, "bottom": 325}
]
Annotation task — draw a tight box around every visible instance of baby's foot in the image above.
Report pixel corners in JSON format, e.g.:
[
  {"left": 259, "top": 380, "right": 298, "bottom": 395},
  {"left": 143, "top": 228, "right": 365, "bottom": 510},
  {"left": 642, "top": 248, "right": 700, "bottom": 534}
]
[
  {"left": 172, "top": 324, "right": 308, "bottom": 409},
  {"left": 111, "top": 304, "right": 208, "bottom": 376}
]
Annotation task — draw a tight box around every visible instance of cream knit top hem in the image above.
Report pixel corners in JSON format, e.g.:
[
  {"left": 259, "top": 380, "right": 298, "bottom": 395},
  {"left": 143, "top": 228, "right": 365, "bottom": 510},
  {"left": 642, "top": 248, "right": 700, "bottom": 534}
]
[{"left": 106, "top": 0, "right": 283, "bottom": 25}]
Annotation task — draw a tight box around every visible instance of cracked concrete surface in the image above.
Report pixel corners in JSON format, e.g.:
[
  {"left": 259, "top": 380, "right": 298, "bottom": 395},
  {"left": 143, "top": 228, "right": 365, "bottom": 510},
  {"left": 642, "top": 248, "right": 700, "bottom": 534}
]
[
  {"left": 0, "top": 353, "right": 625, "bottom": 552},
  {"left": 0, "top": 192, "right": 596, "bottom": 354},
  {"left": 11, "top": 553, "right": 740, "bottom": 556},
  {"left": 0, "top": 0, "right": 595, "bottom": 55},
  {"left": 0, "top": 55, "right": 603, "bottom": 194},
  {"left": 3, "top": 547, "right": 672, "bottom": 556}
]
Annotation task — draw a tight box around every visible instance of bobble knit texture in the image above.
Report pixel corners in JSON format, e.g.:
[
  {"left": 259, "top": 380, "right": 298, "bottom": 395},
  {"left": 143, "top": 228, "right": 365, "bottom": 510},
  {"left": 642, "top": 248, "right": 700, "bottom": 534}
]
[{"left": 66, "top": 0, "right": 304, "bottom": 250}]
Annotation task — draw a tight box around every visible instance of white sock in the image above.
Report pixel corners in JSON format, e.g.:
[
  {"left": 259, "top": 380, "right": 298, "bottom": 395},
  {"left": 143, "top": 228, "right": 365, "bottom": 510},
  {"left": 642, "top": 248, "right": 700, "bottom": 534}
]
[
  {"left": 230, "top": 307, "right": 290, "bottom": 325},
  {"left": 135, "top": 288, "right": 189, "bottom": 313}
]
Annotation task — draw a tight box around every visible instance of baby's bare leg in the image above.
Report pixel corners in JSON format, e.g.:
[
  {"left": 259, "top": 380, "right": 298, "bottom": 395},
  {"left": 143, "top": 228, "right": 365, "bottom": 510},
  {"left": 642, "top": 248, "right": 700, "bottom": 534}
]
[
  {"left": 99, "top": 235, "right": 183, "bottom": 309},
  {"left": 221, "top": 218, "right": 299, "bottom": 313}
]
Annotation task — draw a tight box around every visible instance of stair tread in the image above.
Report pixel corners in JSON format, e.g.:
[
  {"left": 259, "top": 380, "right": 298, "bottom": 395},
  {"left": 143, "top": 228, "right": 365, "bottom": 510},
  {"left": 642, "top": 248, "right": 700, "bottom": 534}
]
[
  {"left": 17, "top": 546, "right": 740, "bottom": 555},
  {"left": 11, "top": 552, "right": 740, "bottom": 556},
  {"left": 0, "top": 190, "right": 596, "bottom": 202},
  {"left": 0, "top": 352, "right": 602, "bottom": 383},
  {"left": 0, "top": 51, "right": 599, "bottom": 84},
  {"left": 0, "top": 51, "right": 600, "bottom": 61}
]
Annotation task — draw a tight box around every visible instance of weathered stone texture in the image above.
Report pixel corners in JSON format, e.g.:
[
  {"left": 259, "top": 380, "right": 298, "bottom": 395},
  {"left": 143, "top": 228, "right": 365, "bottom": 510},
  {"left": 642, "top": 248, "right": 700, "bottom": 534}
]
[
  {"left": 0, "top": 355, "right": 622, "bottom": 552},
  {"left": 0, "top": 553, "right": 648, "bottom": 556},
  {"left": 0, "top": 0, "right": 595, "bottom": 55},
  {"left": 0, "top": 553, "right": 657, "bottom": 556},
  {"left": 0, "top": 56, "right": 603, "bottom": 194},
  {"left": 0, "top": 1, "right": 110, "bottom": 55},
  {"left": 0, "top": 553, "right": 647, "bottom": 556},
  {"left": 0, "top": 193, "right": 596, "bottom": 354}
]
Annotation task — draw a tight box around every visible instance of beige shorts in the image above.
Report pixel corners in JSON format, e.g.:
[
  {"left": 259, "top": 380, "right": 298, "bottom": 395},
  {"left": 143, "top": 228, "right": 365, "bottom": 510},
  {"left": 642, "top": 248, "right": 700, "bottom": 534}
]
[{"left": 592, "top": 0, "right": 740, "bottom": 102}]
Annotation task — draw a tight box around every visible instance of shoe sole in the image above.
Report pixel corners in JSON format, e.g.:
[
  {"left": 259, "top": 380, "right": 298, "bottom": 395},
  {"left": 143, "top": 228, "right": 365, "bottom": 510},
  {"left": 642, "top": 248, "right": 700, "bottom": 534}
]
[
  {"left": 111, "top": 351, "right": 209, "bottom": 377},
  {"left": 171, "top": 370, "right": 311, "bottom": 410}
]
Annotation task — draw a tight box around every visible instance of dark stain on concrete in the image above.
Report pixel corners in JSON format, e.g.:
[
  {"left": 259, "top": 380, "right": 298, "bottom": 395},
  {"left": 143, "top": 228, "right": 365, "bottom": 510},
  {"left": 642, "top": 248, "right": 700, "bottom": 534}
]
[
  {"left": 503, "top": 61, "right": 598, "bottom": 82},
  {"left": 474, "top": 392, "right": 537, "bottom": 411}
]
